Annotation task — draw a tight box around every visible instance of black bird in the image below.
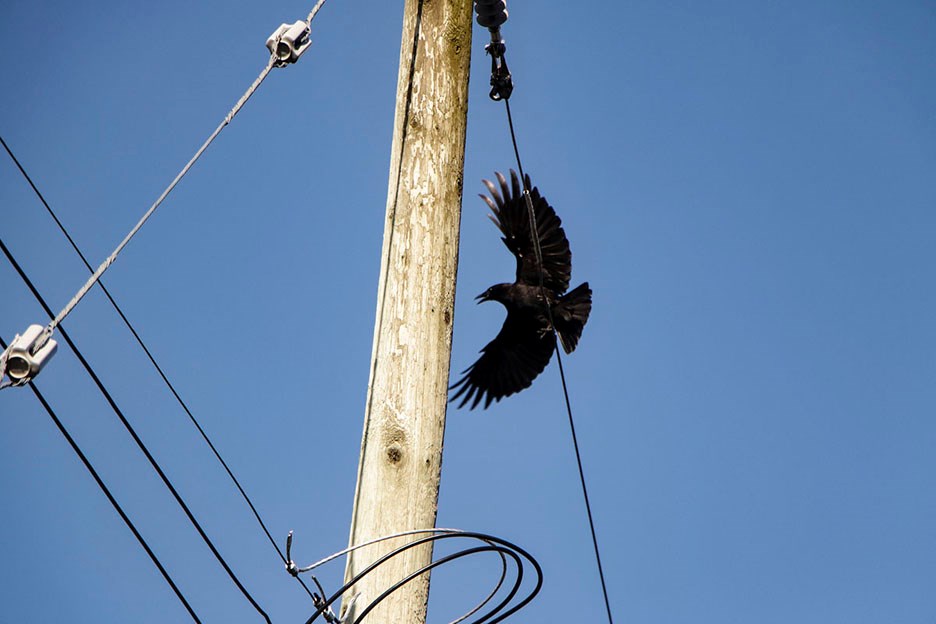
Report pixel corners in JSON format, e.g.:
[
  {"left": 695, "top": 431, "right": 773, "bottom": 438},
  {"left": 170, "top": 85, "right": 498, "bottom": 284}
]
[{"left": 450, "top": 170, "right": 592, "bottom": 409}]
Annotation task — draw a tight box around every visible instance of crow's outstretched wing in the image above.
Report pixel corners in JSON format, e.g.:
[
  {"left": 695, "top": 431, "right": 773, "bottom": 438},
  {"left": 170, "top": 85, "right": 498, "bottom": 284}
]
[
  {"left": 481, "top": 170, "right": 572, "bottom": 294},
  {"left": 449, "top": 309, "right": 556, "bottom": 409}
]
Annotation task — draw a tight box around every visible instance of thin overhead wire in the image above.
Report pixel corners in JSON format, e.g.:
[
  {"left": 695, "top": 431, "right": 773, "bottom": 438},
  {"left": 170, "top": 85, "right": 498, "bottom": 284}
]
[
  {"left": 503, "top": 97, "right": 615, "bottom": 624},
  {"left": 0, "top": 336, "right": 202, "bottom": 623},
  {"left": 0, "top": 134, "right": 316, "bottom": 602},
  {"left": 0, "top": 236, "right": 272, "bottom": 623},
  {"left": 5, "top": 0, "right": 333, "bottom": 615}
]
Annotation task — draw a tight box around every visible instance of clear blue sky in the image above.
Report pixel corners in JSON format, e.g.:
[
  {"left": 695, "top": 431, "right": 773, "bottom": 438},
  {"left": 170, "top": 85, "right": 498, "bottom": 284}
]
[{"left": 2, "top": 1, "right": 935, "bottom": 622}]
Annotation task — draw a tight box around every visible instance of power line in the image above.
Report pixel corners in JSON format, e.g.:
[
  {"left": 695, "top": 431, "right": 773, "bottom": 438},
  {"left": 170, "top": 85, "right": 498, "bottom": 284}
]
[
  {"left": 503, "top": 95, "right": 615, "bottom": 624},
  {"left": 0, "top": 336, "right": 202, "bottom": 623},
  {"left": 475, "top": 9, "right": 616, "bottom": 617},
  {"left": 0, "top": 236, "right": 272, "bottom": 623},
  {"left": 2, "top": 0, "right": 332, "bottom": 599},
  {"left": 4, "top": 1, "right": 332, "bottom": 616},
  {"left": 1, "top": 133, "right": 316, "bottom": 602}
]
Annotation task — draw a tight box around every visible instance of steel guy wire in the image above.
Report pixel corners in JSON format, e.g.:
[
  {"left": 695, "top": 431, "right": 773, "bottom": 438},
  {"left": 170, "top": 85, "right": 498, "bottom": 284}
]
[
  {"left": 0, "top": 236, "right": 273, "bottom": 623},
  {"left": 3, "top": 0, "right": 324, "bottom": 609},
  {"left": 30, "top": 0, "right": 329, "bottom": 353},
  {"left": 0, "top": 133, "right": 317, "bottom": 603},
  {"left": 34, "top": 53, "right": 276, "bottom": 352},
  {"left": 305, "top": 0, "right": 328, "bottom": 24},
  {"left": 0, "top": 334, "right": 202, "bottom": 623}
]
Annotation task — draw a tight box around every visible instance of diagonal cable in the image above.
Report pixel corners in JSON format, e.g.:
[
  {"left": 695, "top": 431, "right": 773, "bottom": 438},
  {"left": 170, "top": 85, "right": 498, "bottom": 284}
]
[
  {"left": 1, "top": 133, "right": 316, "bottom": 602},
  {"left": 503, "top": 98, "right": 615, "bottom": 624},
  {"left": 1, "top": 237, "right": 272, "bottom": 623},
  {"left": 0, "top": 336, "right": 202, "bottom": 623},
  {"left": 32, "top": 49, "right": 277, "bottom": 349}
]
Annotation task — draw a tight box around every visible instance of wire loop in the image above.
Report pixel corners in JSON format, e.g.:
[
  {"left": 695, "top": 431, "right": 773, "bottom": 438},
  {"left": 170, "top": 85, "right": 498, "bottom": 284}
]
[{"left": 286, "top": 528, "right": 541, "bottom": 624}]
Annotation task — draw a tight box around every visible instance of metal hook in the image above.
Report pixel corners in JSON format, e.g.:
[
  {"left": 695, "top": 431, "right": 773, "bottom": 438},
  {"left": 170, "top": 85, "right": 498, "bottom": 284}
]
[{"left": 485, "top": 38, "right": 513, "bottom": 101}]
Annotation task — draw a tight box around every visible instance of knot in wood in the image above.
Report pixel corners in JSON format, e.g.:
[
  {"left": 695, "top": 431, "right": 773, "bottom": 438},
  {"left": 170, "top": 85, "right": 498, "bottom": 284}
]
[{"left": 381, "top": 423, "right": 408, "bottom": 467}]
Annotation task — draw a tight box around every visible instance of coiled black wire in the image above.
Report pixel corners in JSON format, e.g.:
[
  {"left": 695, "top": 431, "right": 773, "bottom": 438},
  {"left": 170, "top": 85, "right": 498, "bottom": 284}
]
[{"left": 290, "top": 529, "right": 542, "bottom": 624}]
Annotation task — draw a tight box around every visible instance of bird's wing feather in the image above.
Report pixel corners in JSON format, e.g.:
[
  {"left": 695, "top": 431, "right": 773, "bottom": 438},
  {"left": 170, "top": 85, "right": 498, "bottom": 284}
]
[
  {"left": 483, "top": 170, "right": 572, "bottom": 294},
  {"left": 449, "top": 309, "right": 556, "bottom": 409}
]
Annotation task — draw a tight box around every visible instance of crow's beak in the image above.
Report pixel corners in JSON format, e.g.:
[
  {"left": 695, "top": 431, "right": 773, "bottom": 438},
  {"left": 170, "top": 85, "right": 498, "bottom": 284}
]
[{"left": 475, "top": 291, "right": 489, "bottom": 304}]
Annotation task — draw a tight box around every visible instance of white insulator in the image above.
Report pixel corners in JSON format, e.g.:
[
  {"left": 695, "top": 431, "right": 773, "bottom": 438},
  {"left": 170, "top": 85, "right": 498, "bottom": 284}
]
[
  {"left": 266, "top": 20, "right": 312, "bottom": 66},
  {"left": 3, "top": 324, "right": 57, "bottom": 383}
]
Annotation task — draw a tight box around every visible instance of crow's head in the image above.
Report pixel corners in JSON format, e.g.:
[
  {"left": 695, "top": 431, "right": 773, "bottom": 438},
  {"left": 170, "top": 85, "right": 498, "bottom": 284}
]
[{"left": 475, "top": 283, "right": 512, "bottom": 305}]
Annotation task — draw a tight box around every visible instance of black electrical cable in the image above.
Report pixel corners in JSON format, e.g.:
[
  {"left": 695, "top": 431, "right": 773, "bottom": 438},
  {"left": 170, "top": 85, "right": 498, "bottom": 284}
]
[
  {"left": 0, "top": 237, "right": 272, "bottom": 623},
  {"left": 503, "top": 98, "right": 615, "bottom": 624},
  {"left": 331, "top": 533, "right": 536, "bottom": 624},
  {"left": 0, "top": 134, "right": 316, "bottom": 602},
  {"left": 302, "top": 530, "right": 542, "bottom": 624},
  {"left": 0, "top": 335, "right": 202, "bottom": 623},
  {"left": 350, "top": 546, "right": 521, "bottom": 624},
  {"left": 289, "top": 528, "right": 511, "bottom": 624}
]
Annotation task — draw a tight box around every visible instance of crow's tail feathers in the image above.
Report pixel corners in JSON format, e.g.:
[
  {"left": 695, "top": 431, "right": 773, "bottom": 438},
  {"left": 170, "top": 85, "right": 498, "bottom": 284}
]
[{"left": 553, "top": 282, "right": 592, "bottom": 354}]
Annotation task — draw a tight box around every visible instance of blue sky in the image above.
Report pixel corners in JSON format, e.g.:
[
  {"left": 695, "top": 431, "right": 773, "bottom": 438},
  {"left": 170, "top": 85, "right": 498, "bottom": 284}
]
[{"left": 2, "top": 1, "right": 935, "bottom": 622}]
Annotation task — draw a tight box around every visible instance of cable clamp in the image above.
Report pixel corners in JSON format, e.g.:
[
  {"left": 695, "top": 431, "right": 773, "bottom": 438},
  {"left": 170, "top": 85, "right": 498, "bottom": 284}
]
[
  {"left": 313, "top": 589, "right": 356, "bottom": 624},
  {"left": 284, "top": 530, "right": 317, "bottom": 577},
  {"left": 285, "top": 530, "right": 358, "bottom": 623},
  {"left": 485, "top": 30, "right": 513, "bottom": 101},
  {"left": 266, "top": 20, "right": 312, "bottom": 67},
  {"left": 313, "top": 591, "right": 340, "bottom": 624},
  {"left": 0, "top": 324, "right": 57, "bottom": 388}
]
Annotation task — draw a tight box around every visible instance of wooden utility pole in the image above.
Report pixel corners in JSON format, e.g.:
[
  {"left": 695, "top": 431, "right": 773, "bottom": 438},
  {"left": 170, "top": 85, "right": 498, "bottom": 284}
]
[{"left": 341, "top": 0, "right": 473, "bottom": 622}]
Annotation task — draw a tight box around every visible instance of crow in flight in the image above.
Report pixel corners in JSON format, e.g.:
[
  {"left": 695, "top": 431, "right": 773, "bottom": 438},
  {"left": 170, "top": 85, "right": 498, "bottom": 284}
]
[{"left": 450, "top": 170, "right": 592, "bottom": 409}]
